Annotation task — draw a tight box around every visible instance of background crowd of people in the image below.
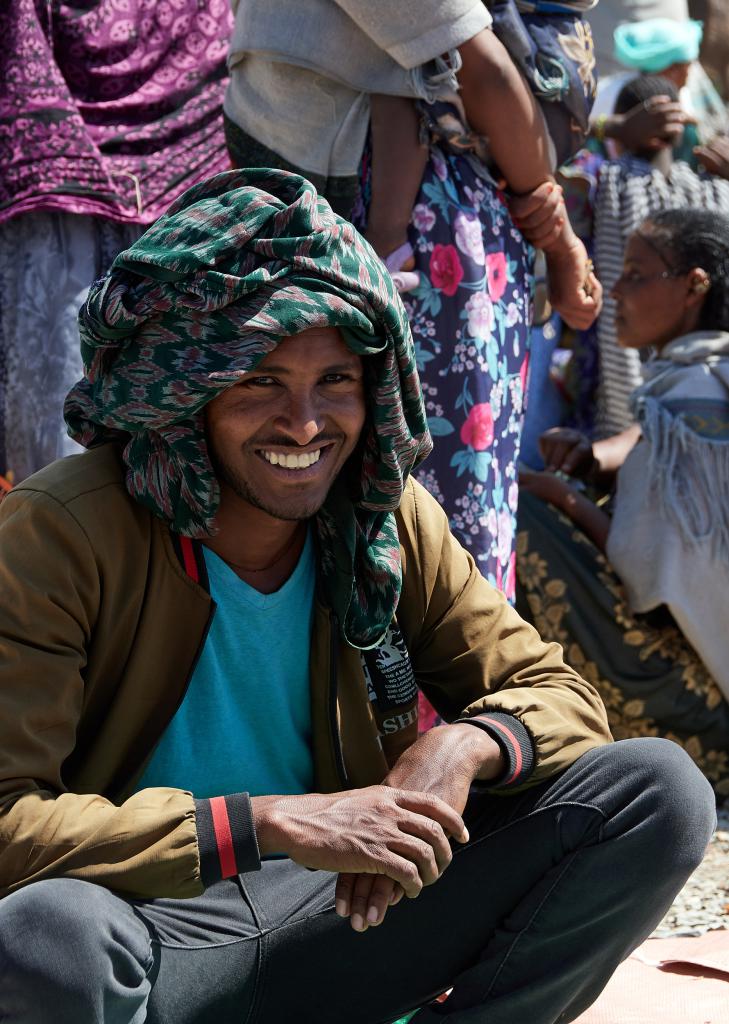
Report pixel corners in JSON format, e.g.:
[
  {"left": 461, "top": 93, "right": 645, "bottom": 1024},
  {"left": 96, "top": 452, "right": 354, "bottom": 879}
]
[{"left": 2, "top": 0, "right": 728, "bottom": 796}]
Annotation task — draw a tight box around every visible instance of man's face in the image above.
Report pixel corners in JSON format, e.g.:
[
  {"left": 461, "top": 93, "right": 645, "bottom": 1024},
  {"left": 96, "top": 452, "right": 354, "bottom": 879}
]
[{"left": 206, "top": 327, "right": 366, "bottom": 521}]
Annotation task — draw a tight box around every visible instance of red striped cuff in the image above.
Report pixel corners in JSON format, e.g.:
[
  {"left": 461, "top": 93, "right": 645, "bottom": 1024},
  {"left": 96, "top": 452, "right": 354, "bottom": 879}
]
[
  {"left": 455, "top": 712, "right": 535, "bottom": 788},
  {"left": 195, "top": 793, "right": 261, "bottom": 886}
]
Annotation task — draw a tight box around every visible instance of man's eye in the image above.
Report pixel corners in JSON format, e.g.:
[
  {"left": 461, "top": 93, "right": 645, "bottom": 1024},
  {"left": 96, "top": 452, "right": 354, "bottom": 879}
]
[
  {"left": 321, "top": 373, "right": 354, "bottom": 385},
  {"left": 246, "top": 376, "right": 277, "bottom": 387}
]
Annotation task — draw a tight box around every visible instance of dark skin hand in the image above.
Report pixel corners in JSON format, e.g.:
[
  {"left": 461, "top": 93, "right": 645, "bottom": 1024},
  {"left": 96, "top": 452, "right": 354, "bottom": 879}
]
[
  {"left": 509, "top": 180, "right": 566, "bottom": 251},
  {"left": 252, "top": 724, "right": 502, "bottom": 933},
  {"left": 694, "top": 134, "right": 729, "bottom": 178},
  {"left": 336, "top": 723, "right": 504, "bottom": 932},
  {"left": 458, "top": 30, "right": 602, "bottom": 330},
  {"left": 539, "top": 427, "right": 596, "bottom": 477},
  {"left": 539, "top": 425, "right": 641, "bottom": 485},
  {"left": 507, "top": 182, "right": 603, "bottom": 329},
  {"left": 605, "top": 95, "right": 692, "bottom": 152}
]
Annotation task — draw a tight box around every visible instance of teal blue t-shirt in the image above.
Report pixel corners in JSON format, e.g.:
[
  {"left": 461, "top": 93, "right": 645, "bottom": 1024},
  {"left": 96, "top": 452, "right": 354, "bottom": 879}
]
[{"left": 136, "top": 532, "right": 315, "bottom": 799}]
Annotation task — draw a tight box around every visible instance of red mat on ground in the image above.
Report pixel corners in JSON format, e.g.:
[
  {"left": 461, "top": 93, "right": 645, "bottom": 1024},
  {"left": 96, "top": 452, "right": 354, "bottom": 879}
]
[{"left": 574, "top": 930, "right": 729, "bottom": 1023}]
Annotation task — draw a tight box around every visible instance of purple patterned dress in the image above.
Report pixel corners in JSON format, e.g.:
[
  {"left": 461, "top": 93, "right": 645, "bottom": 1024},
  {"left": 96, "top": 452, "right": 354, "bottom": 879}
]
[
  {"left": 0, "top": 0, "right": 233, "bottom": 479},
  {"left": 0, "top": 0, "right": 232, "bottom": 224}
]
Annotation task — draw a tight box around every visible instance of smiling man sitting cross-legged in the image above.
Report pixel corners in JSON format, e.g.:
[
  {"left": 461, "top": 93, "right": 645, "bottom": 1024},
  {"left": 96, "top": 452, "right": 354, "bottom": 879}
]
[{"left": 0, "top": 170, "right": 715, "bottom": 1024}]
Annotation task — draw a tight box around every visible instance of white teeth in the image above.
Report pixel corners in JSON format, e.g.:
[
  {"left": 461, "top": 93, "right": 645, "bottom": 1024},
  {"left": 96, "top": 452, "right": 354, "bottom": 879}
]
[{"left": 262, "top": 449, "right": 321, "bottom": 470}]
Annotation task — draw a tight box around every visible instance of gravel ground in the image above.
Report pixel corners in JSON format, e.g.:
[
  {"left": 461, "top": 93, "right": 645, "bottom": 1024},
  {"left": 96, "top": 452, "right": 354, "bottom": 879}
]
[{"left": 652, "top": 808, "right": 729, "bottom": 938}]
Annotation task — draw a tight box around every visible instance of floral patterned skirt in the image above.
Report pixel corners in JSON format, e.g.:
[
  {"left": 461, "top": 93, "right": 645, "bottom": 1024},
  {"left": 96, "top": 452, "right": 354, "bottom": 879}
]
[
  {"left": 515, "top": 492, "right": 729, "bottom": 797},
  {"left": 404, "top": 145, "right": 533, "bottom": 599}
]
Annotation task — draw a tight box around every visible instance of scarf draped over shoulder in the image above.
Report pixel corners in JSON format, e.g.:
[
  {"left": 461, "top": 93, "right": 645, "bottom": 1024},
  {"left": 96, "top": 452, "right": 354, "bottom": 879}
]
[
  {"left": 607, "top": 330, "right": 729, "bottom": 695},
  {"left": 64, "top": 168, "right": 432, "bottom": 649},
  {"left": 631, "top": 330, "right": 729, "bottom": 556}
]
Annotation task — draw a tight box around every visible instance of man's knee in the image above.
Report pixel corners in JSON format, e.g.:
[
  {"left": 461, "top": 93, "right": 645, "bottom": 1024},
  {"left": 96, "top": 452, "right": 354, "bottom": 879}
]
[
  {"left": 596, "top": 737, "right": 716, "bottom": 871},
  {"left": 0, "top": 878, "right": 152, "bottom": 1003}
]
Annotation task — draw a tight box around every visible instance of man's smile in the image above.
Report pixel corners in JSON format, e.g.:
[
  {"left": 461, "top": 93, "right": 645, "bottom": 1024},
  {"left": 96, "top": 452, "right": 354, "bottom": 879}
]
[
  {"left": 261, "top": 448, "right": 321, "bottom": 469},
  {"left": 253, "top": 441, "right": 338, "bottom": 480}
]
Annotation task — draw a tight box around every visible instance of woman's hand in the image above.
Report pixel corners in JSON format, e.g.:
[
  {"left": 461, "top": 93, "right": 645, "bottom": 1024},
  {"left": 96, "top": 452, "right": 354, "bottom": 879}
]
[
  {"left": 519, "top": 468, "right": 611, "bottom": 551},
  {"left": 694, "top": 135, "right": 729, "bottom": 179},
  {"left": 538, "top": 427, "right": 596, "bottom": 477},
  {"left": 545, "top": 240, "right": 603, "bottom": 330}
]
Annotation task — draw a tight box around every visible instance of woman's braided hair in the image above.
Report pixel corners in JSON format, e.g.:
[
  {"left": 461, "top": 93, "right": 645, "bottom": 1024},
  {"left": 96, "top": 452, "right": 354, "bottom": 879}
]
[{"left": 641, "top": 207, "right": 729, "bottom": 332}]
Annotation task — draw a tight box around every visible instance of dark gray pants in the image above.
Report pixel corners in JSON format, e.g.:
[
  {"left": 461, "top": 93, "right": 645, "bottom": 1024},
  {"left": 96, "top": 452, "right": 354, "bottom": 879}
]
[{"left": 0, "top": 740, "right": 716, "bottom": 1024}]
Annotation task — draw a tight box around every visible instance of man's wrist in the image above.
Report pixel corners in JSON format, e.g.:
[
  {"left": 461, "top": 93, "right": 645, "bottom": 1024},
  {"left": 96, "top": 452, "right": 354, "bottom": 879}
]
[
  {"left": 447, "top": 722, "right": 505, "bottom": 782},
  {"left": 250, "top": 794, "right": 292, "bottom": 858},
  {"left": 453, "top": 713, "right": 536, "bottom": 788},
  {"left": 195, "top": 793, "right": 261, "bottom": 885}
]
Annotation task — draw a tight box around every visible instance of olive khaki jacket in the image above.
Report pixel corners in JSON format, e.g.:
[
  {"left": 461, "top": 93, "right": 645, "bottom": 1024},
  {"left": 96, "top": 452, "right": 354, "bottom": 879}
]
[{"left": 0, "top": 445, "right": 611, "bottom": 900}]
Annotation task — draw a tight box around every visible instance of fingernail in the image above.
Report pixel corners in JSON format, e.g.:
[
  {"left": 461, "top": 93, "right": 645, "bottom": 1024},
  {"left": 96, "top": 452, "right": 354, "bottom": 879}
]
[
  {"left": 367, "top": 906, "right": 380, "bottom": 925},
  {"left": 547, "top": 183, "right": 554, "bottom": 193},
  {"left": 352, "top": 913, "right": 365, "bottom": 932},
  {"left": 335, "top": 899, "right": 348, "bottom": 917}
]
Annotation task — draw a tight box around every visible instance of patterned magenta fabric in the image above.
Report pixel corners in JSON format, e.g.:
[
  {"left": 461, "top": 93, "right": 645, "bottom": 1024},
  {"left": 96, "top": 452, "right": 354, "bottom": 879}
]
[{"left": 0, "top": 0, "right": 232, "bottom": 225}]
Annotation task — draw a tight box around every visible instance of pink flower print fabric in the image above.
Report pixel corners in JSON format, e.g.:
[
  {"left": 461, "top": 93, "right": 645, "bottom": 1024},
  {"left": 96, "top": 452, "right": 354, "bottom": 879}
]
[{"left": 405, "top": 134, "right": 533, "bottom": 596}]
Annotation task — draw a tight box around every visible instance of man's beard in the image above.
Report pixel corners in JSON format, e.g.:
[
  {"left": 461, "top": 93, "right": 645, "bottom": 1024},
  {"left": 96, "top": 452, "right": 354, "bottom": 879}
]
[{"left": 209, "top": 442, "right": 329, "bottom": 522}]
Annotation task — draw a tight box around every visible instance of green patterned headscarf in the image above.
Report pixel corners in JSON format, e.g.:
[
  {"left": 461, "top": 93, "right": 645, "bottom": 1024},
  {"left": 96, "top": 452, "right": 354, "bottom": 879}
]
[{"left": 64, "top": 169, "right": 431, "bottom": 649}]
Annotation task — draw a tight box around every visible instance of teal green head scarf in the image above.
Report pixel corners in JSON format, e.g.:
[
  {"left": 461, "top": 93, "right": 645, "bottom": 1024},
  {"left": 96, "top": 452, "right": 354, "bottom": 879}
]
[
  {"left": 64, "top": 169, "right": 432, "bottom": 648},
  {"left": 614, "top": 18, "right": 702, "bottom": 73}
]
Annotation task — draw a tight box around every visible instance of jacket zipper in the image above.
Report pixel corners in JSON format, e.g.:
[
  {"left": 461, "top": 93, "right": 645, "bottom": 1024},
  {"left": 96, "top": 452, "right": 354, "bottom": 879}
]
[{"left": 328, "top": 611, "right": 349, "bottom": 788}]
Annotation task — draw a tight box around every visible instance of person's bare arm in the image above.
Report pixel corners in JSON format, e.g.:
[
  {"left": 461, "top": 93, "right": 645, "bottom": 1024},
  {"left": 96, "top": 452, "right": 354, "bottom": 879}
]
[
  {"left": 520, "top": 469, "right": 611, "bottom": 552},
  {"left": 592, "top": 424, "right": 642, "bottom": 476},
  {"left": 457, "top": 30, "right": 552, "bottom": 192},
  {"left": 457, "top": 30, "right": 602, "bottom": 328},
  {"left": 366, "top": 95, "right": 428, "bottom": 262}
]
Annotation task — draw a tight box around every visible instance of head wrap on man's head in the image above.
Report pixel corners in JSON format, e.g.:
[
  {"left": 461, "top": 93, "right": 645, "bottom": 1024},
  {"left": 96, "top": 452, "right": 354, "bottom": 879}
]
[
  {"left": 614, "top": 18, "right": 702, "bottom": 74},
  {"left": 64, "top": 168, "right": 431, "bottom": 648}
]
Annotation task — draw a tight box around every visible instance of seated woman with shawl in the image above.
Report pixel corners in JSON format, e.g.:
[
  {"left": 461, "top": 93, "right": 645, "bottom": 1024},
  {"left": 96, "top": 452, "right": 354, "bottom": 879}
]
[{"left": 517, "top": 207, "right": 729, "bottom": 797}]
